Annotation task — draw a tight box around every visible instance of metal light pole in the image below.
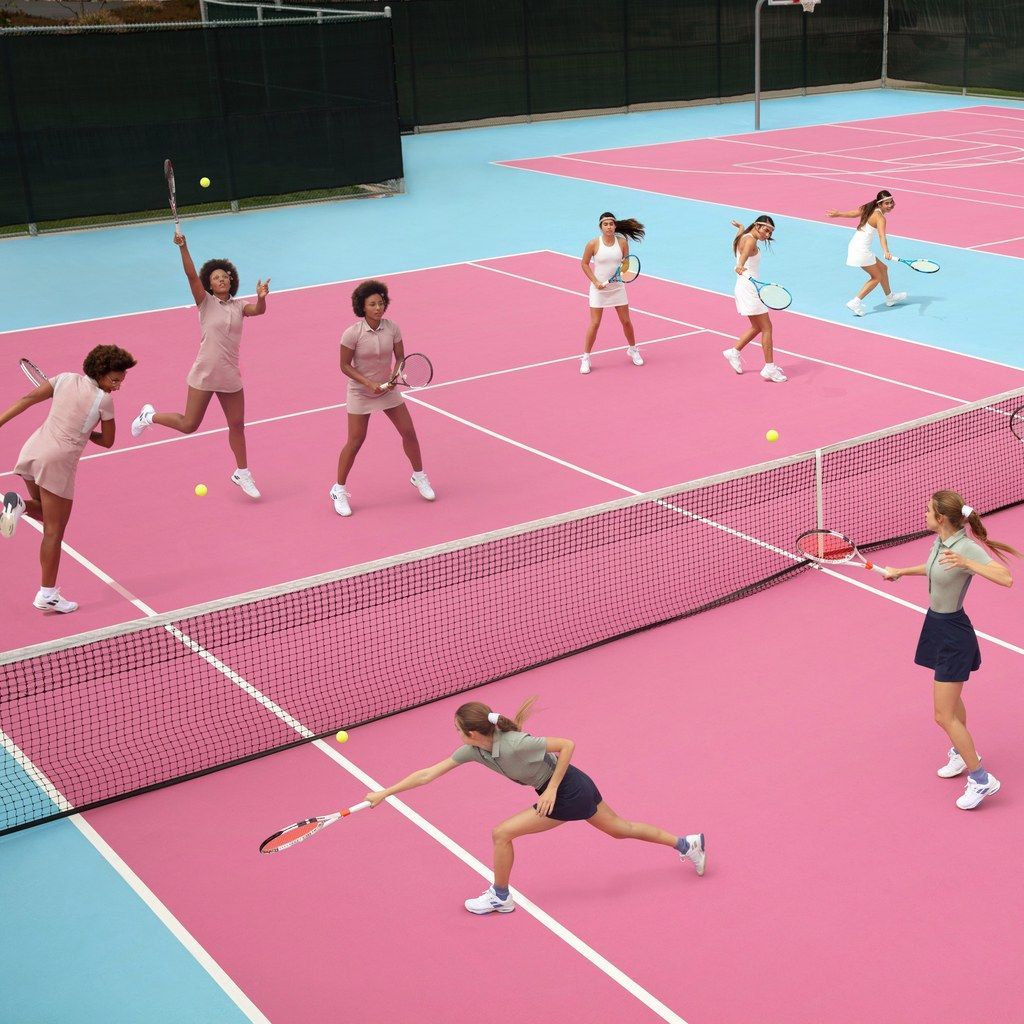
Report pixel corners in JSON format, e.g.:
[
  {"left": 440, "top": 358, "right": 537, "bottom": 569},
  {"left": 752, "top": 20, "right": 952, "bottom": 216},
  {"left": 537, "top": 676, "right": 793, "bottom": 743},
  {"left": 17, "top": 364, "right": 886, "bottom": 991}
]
[{"left": 754, "top": 0, "right": 768, "bottom": 130}]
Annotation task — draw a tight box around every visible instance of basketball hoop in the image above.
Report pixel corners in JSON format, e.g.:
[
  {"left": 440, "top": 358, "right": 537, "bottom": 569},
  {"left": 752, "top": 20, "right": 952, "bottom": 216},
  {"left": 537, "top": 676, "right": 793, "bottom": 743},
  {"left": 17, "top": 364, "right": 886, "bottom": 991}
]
[{"left": 799, "top": 0, "right": 819, "bottom": 10}]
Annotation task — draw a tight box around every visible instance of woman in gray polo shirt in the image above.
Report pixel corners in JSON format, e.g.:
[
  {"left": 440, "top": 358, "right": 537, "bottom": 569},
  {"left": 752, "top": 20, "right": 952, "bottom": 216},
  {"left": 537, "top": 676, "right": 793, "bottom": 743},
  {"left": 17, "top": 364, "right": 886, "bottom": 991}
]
[
  {"left": 364, "top": 696, "right": 706, "bottom": 914},
  {"left": 883, "top": 490, "right": 1018, "bottom": 810}
]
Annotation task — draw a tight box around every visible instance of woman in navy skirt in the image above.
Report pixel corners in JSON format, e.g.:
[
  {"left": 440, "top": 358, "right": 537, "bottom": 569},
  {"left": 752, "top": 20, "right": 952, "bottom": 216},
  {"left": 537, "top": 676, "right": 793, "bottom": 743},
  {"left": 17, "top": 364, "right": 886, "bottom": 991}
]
[
  {"left": 883, "top": 490, "right": 1019, "bottom": 810},
  {"left": 364, "top": 696, "right": 706, "bottom": 913}
]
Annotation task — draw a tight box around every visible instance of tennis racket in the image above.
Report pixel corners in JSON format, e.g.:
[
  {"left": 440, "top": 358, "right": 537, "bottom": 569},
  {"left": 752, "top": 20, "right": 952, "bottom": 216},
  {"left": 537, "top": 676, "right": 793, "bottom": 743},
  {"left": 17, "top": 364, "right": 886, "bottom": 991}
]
[
  {"left": 381, "top": 352, "right": 433, "bottom": 392},
  {"left": 750, "top": 278, "right": 793, "bottom": 311},
  {"left": 893, "top": 256, "right": 939, "bottom": 274},
  {"left": 1011, "top": 405, "right": 1024, "bottom": 442},
  {"left": 796, "top": 529, "right": 887, "bottom": 575},
  {"left": 607, "top": 254, "right": 640, "bottom": 284},
  {"left": 164, "top": 158, "right": 178, "bottom": 228},
  {"left": 259, "top": 800, "right": 372, "bottom": 854},
  {"left": 19, "top": 358, "right": 49, "bottom": 388}
]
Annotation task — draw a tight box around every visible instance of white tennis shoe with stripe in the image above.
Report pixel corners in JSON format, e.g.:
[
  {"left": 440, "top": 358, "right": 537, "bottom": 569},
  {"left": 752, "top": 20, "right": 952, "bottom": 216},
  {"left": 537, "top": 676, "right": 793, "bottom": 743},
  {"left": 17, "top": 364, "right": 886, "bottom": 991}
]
[
  {"left": 956, "top": 773, "right": 1000, "bottom": 810},
  {"left": 330, "top": 483, "right": 352, "bottom": 517},
  {"left": 580, "top": 354, "right": 591, "bottom": 375},
  {"left": 410, "top": 471, "right": 435, "bottom": 501},
  {"left": 681, "top": 833, "right": 706, "bottom": 876},
  {"left": 33, "top": 588, "right": 78, "bottom": 614},
  {"left": 231, "top": 469, "right": 261, "bottom": 499},
  {"left": 131, "top": 403, "right": 155, "bottom": 437},
  {"left": 1, "top": 492, "right": 26, "bottom": 538},
  {"left": 627, "top": 346, "right": 644, "bottom": 366},
  {"left": 464, "top": 886, "right": 515, "bottom": 914}
]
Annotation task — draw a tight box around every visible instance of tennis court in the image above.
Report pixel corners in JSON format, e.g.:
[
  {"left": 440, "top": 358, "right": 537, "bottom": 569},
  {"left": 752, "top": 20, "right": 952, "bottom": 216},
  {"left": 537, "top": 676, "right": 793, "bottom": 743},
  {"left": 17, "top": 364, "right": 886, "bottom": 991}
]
[{"left": 2, "top": 6, "right": 1024, "bottom": 1023}]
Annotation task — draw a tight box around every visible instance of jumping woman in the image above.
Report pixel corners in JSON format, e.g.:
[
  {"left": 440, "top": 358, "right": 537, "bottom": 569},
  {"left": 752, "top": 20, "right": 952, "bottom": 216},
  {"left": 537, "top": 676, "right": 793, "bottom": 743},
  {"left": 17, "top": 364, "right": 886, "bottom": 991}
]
[
  {"left": 882, "top": 491, "right": 1018, "bottom": 810},
  {"left": 364, "top": 697, "right": 706, "bottom": 914},
  {"left": 331, "top": 279, "right": 434, "bottom": 517},
  {"left": 827, "top": 189, "right": 906, "bottom": 317},
  {"left": 0, "top": 344, "right": 137, "bottom": 613},
  {"left": 131, "top": 232, "right": 270, "bottom": 499},
  {"left": 722, "top": 216, "right": 786, "bottom": 383},
  {"left": 579, "top": 212, "right": 645, "bottom": 375}
]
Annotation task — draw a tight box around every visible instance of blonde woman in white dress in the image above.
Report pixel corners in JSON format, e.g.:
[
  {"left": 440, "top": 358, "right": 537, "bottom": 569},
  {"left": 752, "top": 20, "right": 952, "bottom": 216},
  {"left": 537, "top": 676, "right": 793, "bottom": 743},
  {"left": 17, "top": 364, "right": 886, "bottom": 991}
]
[
  {"left": 579, "top": 212, "right": 645, "bottom": 375},
  {"left": 722, "top": 215, "right": 786, "bottom": 383},
  {"left": 827, "top": 189, "right": 906, "bottom": 317}
]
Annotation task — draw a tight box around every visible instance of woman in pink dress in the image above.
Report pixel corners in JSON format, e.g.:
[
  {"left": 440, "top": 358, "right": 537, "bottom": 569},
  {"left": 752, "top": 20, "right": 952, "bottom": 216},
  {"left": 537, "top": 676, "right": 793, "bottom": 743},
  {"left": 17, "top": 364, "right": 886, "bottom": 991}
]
[
  {"left": 0, "top": 344, "right": 137, "bottom": 613},
  {"left": 330, "top": 279, "right": 434, "bottom": 517},
  {"left": 130, "top": 232, "right": 270, "bottom": 499}
]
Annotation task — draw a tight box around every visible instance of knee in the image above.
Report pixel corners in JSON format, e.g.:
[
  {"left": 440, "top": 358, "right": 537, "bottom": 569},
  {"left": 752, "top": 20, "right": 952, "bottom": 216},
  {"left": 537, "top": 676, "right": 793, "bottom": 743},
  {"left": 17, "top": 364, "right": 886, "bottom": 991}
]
[
  {"left": 934, "top": 708, "right": 955, "bottom": 728},
  {"left": 492, "top": 825, "right": 512, "bottom": 846},
  {"left": 607, "top": 818, "right": 634, "bottom": 840},
  {"left": 226, "top": 420, "right": 245, "bottom": 434},
  {"left": 346, "top": 434, "right": 366, "bottom": 453},
  {"left": 180, "top": 420, "right": 201, "bottom": 435}
]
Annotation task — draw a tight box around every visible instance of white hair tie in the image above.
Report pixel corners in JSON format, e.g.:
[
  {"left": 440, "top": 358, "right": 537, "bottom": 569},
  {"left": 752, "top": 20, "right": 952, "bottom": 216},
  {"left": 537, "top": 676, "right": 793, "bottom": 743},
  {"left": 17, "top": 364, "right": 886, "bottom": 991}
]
[
  {"left": 961, "top": 505, "right": 974, "bottom": 519},
  {"left": 487, "top": 712, "right": 501, "bottom": 725}
]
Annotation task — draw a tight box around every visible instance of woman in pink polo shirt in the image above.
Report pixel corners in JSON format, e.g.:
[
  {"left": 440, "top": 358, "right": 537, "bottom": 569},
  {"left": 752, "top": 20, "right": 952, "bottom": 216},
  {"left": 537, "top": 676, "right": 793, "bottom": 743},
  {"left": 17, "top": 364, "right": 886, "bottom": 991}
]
[
  {"left": 330, "top": 279, "right": 434, "bottom": 517},
  {"left": 1, "top": 344, "right": 137, "bottom": 613},
  {"left": 130, "top": 232, "right": 270, "bottom": 499}
]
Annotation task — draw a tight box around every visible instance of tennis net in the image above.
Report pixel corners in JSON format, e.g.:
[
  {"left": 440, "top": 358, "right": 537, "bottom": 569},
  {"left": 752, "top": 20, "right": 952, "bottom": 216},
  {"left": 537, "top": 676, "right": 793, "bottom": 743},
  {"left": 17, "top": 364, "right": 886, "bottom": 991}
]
[{"left": 3, "top": 387, "right": 1023, "bottom": 834}]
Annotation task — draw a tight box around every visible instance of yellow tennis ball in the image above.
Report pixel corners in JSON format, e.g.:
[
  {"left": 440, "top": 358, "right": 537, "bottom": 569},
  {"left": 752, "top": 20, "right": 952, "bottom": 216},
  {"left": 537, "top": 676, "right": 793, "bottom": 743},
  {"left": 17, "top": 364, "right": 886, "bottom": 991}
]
[
  {"left": 335, "top": 730, "right": 349, "bottom": 743},
  {"left": 200, "top": 176, "right": 211, "bottom": 188},
  {"left": 194, "top": 484, "right": 208, "bottom": 496},
  {"left": 765, "top": 429, "right": 779, "bottom": 442}
]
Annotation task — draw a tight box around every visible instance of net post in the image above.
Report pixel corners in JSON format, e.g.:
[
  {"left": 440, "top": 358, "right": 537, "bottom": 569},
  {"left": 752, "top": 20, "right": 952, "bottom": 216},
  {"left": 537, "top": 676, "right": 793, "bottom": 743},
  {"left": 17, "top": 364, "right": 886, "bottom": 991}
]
[
  {"left": 814, "top": 447, "right": 824, "bottom": 532},
  {"left": 199, "top": 0, "right": 209, "bottom": 23}
]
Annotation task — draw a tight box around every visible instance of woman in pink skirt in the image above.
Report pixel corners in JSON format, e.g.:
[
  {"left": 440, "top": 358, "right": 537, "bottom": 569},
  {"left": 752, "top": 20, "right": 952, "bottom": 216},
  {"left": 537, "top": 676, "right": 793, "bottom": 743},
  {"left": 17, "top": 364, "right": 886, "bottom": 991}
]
[
  {"left": 130, "top": 232, "right": 270, "bottom": 499},
  {"left": 330, "top": 279, "right": 434, "bottom": 517},
  {"left": 0, "top": 344, "right": 137, "bottom": 613}
]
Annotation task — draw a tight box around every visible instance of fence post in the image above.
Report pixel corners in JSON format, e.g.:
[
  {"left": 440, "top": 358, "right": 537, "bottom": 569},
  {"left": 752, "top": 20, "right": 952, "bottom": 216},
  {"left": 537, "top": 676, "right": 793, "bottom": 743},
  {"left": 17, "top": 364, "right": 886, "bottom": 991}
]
[
  {"left": 207, "top": 24, "right": 240, "bottom": 211},
  {"left": 622, "top": 0, "right": 630, "bottom": 109},
  {"left": 880, "top": 0, "right": 889, "bottom": 87},
  {"left": 0, "top": 34, "right": 37, "bottom": 233},
  {"left": 523, "top": 0, "right": 532, "bottom": 119},
  {"left": 754, "top": 0, "right": 767, "bottom": 129},
  {"left": 960, "top": 0, "right": 969, "bottom": 95}
]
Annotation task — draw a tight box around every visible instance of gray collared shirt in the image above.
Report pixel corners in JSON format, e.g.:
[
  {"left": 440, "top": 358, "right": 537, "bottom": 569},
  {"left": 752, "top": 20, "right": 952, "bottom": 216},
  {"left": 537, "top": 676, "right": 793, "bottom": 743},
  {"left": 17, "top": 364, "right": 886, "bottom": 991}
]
[
  {"left": 452, "top": 730, "right": 556, "bottom": 789},
  {"left": 925, "top": 528, "right": 991, "bottom": 612}
]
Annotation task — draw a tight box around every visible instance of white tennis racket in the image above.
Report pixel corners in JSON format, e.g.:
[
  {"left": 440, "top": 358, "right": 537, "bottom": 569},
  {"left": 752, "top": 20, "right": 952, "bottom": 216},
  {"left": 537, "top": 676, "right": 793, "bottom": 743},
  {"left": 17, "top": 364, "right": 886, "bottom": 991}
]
[
  {"left": 796, "top": 529, "right": 887, "bottom": 575},
  {"left": 259, "top": 800, "right": 372, "bottom": 854},
  {"left": 19, "top": 358, "right": 48, "bottom": 388}
]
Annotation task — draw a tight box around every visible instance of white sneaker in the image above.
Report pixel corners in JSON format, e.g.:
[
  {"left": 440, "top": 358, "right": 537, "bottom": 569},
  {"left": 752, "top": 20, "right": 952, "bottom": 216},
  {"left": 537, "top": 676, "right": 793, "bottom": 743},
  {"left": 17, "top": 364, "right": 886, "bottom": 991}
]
[
  {"left": 329, "top": 483, "right": 352, "bottom": 517},
  {"left": 627, "top": 346, "right": 644, "bottom": 366},
  {"left": 937, "top": 747, "right": 968, "bottom": 779},
  {"left": 760, "top": 363, "right": 787, "bottom": 383},
  {"left": 1, "top": 492, "right": 26, "bottom": 538},
  {"left": 846, "top": 299, "right": 866, "bottom": 317},
  {"left": 680, "top": 833, "right": 706, "bottom": 876},
  {"left": 464, "top": 886, "right": 515, "bottom": 915},
  {"left": 410, "top": 471, "right": 435, "bottom": 501},
  {"left": 580, "top": 354, "right": 591, "bottom": 375},
  {"left": 33, "top": 588, "right": 78, "bottom": 614},
  {"left": 956, "top": 772, "right": 1000, "bottom": 810},
  {"left": 131, "top": 403, "right": 155, "bottom": 438},
  {"left": 231, "top": 469, "right": 261, "bottom": 499},
  {"left": 722, "top": 348, "right": 743, "bottom": 374},
  {"left": 885, "top": 291, "right": 907, "bottom": 307}
]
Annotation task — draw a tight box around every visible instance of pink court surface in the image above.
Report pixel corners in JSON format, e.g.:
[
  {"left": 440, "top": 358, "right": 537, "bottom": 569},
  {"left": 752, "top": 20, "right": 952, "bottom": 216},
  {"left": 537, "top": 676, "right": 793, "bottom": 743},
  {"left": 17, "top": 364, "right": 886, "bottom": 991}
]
[
  {"left": 501, "top": 106, "right": 1024, "bottom": 258},
  {"left": 4, "top": 250, "right": 1024, "bottom": 1022}
]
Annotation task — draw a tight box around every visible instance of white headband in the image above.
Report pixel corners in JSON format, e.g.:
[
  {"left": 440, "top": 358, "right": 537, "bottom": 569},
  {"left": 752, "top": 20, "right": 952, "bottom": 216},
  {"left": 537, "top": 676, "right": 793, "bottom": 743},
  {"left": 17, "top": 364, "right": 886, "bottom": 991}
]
[
  {"left": 961, "top": 505, "right": 974, "bottom": 519},
  {"left": 487, "top": 712, "right": 501, "bottom": 725}
]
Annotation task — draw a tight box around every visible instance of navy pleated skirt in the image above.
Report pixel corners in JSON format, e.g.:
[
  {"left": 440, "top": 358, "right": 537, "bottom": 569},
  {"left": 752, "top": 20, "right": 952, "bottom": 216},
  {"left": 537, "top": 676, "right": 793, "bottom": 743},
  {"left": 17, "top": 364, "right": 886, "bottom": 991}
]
[
  {"left": 535, "top": 764, "right": 603, "bottom": 821},
  {"left": 914, "top": 608, "right": 981, "bottom": 682}
]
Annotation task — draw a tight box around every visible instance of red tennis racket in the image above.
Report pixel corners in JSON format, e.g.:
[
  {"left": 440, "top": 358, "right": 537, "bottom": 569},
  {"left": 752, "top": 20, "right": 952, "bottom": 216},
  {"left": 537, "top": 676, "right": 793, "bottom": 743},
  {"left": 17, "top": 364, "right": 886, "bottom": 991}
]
[
  {"left": 796, "top": 529, "right": 887, "bottom": 575},
  {"left": 259, "top": 800, "right": 372, "bottom": 854}
]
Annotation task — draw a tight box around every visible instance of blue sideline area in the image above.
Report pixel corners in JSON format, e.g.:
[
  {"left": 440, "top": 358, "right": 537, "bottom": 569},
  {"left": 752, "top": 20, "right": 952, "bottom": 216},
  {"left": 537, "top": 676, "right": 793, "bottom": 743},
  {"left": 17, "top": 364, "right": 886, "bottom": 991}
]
[{"left": 1, "top": 87, "right": 1021, "bottom": 1021}]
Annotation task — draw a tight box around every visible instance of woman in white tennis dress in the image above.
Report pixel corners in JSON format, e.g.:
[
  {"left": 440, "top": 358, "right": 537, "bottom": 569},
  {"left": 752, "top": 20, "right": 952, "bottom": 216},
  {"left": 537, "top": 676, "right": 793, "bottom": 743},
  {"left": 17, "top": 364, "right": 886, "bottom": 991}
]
[
  {"left": 722, "top": 216, "right": 786, "bottom": 383},
  {"left": 827, "top": 189, "right": 906, "bottom": 316},
  {"left": 0, "top": 344, "right": 136, "bottom": 613},
  {"left": 579, "top": 212, "right": 645, "bottom": 375}
]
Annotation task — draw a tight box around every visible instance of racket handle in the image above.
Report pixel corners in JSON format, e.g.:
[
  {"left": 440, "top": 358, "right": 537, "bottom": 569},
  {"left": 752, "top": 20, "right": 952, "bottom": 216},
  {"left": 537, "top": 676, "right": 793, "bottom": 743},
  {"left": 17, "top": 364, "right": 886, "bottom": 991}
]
[
  {"left": 344, "top": 801, "right": 373, "bottom": 816},
  {"left": 866, "top": 562, "right": 887, "bottom": 576}
]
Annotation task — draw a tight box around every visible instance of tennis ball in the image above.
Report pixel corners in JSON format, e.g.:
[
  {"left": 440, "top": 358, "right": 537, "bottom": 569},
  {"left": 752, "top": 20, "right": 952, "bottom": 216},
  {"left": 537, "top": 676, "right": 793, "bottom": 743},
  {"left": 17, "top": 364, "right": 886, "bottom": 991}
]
[
  {"left": 195, "top": 484, "right": 208, "bottom": 496},
  {"left": 765, "top": 429, "right": 779, "bottom": 442},
  {"left": 200, "top": 176, "right": 211, "bottom": 188},
  {"left": 335, "top": 730, "right": 349, "bottom": 743}
]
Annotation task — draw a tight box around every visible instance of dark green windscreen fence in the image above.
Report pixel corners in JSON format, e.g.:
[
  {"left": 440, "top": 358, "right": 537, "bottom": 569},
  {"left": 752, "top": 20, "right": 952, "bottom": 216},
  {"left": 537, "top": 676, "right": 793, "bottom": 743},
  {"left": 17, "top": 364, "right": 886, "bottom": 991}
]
[
  {"left": 0, "top": 16, "right": 404, "bottom": 233},
  {"left": 887, "top": 0, "right": 1023, "bottom": 95}
]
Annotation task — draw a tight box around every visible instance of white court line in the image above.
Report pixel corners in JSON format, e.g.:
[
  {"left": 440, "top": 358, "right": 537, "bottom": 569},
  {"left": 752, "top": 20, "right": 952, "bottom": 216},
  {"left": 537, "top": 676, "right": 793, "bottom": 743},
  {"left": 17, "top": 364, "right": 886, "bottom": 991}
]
[
  {"left": 468, "top": 259, "right": 974, "bottom": 403},
  {"left": 954, "top": 108, "right": 1024, "bottom": 124},
  {"left": 0, "top": 330, "right": 702, "bottom": 480},
  {"left": 970, "top": 234, "right": 1024, "bottom": 251}
]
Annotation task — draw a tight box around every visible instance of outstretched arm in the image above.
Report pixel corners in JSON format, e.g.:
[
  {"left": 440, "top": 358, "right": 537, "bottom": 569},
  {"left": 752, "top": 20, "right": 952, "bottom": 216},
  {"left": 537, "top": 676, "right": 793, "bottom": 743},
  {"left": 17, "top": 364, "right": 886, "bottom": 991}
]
[
  {"left": 243, "top": 278, "right": 271, "bottom": 317},
  {"left": 826, "top": 209, "right": 861, "bottom": 218},
  {"left": 364, "top": 758, "right": 460, "bottom": 806},
  {"left": 881, "top": 563, "right": 926, "bottom": 582},
  {"left": 174, "top": 233, "right": 208, "bottom": 306},
  {"left": 939, "top": 550, "right": 1013, "bottom": 588},
  {"left": 0, "top": 381, "right": 53, "bottom": 430}
]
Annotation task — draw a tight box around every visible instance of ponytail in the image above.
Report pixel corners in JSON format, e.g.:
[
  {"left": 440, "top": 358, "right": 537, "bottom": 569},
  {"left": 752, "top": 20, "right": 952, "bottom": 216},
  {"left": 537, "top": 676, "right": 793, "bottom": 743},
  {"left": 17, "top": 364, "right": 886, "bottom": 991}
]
[
  {"left": 857, "top": 189, "right": 894, "bottom": 229},
  {"left": 455, "top": 696, "right": 539, "bottom": 736},
  {"left": 932, "top": 489, "right": 1022, "bottom": 563},
  {"left": 598, "top": 211, "right": 645, "bottom": 242}
]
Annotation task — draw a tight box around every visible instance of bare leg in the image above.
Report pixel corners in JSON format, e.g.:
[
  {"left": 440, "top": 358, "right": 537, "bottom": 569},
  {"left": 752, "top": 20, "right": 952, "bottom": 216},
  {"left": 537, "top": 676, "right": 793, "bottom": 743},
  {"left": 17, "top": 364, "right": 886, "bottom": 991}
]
[
  {"left": 757, "top": 315, "right": 774, "bottom": 363},
  {"left": 336, "top": 413, "right": 370, "bottom": 486},
  {"left": 491, "top": 807, "right": 564, "bottom": 889},
  {"left": 934, "top": 682, "right": 980, "bottom": 771},
  {"left": 216, "top": 389, "right": 248, "bottom": 469},
  {"left": 856, "top": 264, "right": 884, "bottom": 300},
  {"left": 152, "top": 387, "right": 215, "bottom": 434},
  {"left": 734, "top": 318, "right": 763, "bottom": 352},
  {"left": 583, "top": 307, "right": 604, "bottom": 354},
  {"left": 21, "top": 479, "right": 43, "bottom": 522},
  {"left": 383, "top": 404, "right": 423, "bottom": 473},
  {"left": 37, "top": 486, "right": 73, "bottom": 589},
  {"left": 586, "top": 801, "right": 680, "bottom": 848},
  {"left": 613, "top": 304, "right": 637, "bottom": 347}
]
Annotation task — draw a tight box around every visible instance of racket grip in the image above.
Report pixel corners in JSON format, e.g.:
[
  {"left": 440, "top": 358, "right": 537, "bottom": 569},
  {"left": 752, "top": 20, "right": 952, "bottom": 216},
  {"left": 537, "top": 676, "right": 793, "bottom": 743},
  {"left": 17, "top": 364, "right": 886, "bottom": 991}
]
[
  {"left": 866, "top": 562, "right": 887, "bottom": 576},
  {"left": 346, "top": 801, "right": 373, "bottom": 815}
]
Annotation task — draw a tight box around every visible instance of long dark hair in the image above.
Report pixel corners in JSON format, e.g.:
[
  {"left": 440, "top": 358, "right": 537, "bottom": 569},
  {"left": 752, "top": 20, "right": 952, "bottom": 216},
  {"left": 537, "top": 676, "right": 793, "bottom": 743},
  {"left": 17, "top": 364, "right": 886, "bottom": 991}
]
[
  {"left": 455, "top": 696, "right": 538, "bottom": 736},
  {"left": 932, "top": 490, "right": 1021, "bottom": 563},
  {"left": 598, "top": 211, "right": 645, "bottom": 242},
  {"left": 857, "top": 190, "right": 893, "bottom": 229},
  {"left": 732, "top": 214, "right": 775, "bottom": 255}
]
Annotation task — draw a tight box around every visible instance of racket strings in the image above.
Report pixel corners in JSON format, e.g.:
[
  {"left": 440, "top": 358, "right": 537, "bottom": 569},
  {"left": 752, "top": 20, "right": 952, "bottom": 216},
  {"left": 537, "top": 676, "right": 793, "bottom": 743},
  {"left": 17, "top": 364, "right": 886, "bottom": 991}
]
[{"left": 797, "top": 534, "right": 854, "bottom": 561}]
